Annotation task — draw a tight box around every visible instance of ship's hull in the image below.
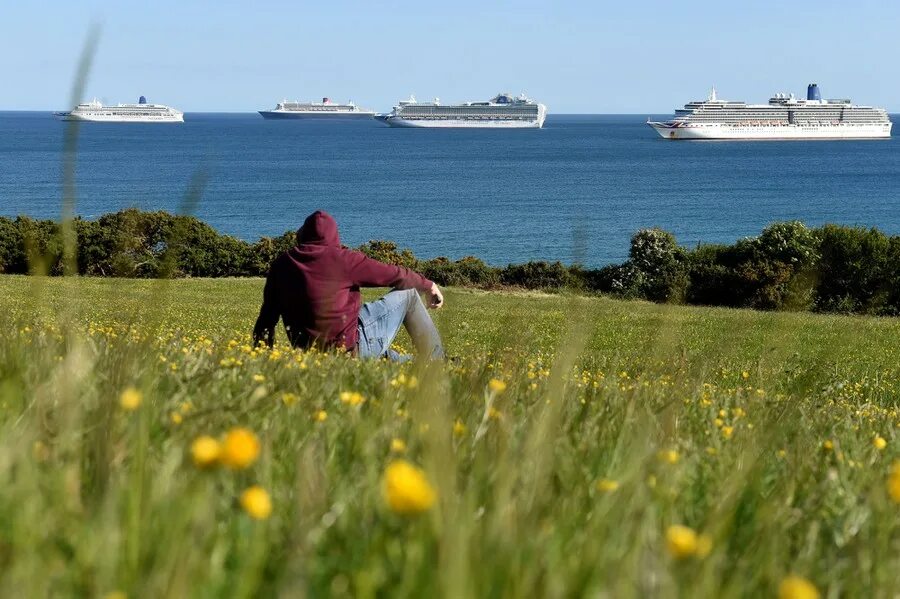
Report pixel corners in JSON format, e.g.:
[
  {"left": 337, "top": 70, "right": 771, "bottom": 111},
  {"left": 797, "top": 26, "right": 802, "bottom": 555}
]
[
  {"left": 259, "top": 110, "right": 375, "bottom": 119},
  {"left": 56, "top": 113, "right": 184, "bottom": 123},
  {"left": 648, "top": 122, "right": 892, "bottom": 140},
  {"left": 375, "top": 116, "right": 545, "bottom": 129}
]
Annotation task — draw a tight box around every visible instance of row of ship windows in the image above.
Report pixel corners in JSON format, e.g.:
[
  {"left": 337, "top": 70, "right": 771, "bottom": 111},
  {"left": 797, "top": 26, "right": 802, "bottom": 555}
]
[
  {"left": 682, "top": 120, "right": 888, "bottom": 125},
  {"left": 684, "top": 114, "right": 885, "bottom": 118},
  {"left": 685, "top": 123, "right": 889, "bottom": 127},
  {"left": 690, "top": 106, "right": 883, "bottom": 114},
  {"left": 677, "top": 115, "right": 887, "bottom": 121},
  {"left": 691, "top": 109, "right": 884, "bottom": 115},
  {"left": 683, "top": 113, "right": 886, "bottom": 119},
  {"left": 79, "top": 111, "right": 172, "bottom": 116},
  {"left": 399, "top": 109, "right": 538, "bottom": 116},
  {"left": 678, "top": 114, "right": 888, "bottom": 123},
  {"left": 397, "top": 116, "right": 534, "bottom": 120}
]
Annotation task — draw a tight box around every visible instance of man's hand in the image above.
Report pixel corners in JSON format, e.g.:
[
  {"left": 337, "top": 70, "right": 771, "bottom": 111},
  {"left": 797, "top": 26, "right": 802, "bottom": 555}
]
[{"left": 427, "top": 283, "right": 444, "bottom": 309}]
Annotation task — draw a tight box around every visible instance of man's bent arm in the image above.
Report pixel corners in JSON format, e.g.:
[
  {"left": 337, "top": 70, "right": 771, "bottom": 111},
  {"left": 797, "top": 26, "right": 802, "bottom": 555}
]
[
  {"left": 252, "top": 275, "right": 280, "bottom": 348},
  {"left": 343, "top": 250, "right": 433, "bottom": 292}
]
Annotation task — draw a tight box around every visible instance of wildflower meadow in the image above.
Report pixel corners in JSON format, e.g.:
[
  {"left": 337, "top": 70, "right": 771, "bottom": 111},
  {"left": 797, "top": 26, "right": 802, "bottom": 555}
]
[{"left": 2, "top": 275, "right": 900, "bottom": 597}]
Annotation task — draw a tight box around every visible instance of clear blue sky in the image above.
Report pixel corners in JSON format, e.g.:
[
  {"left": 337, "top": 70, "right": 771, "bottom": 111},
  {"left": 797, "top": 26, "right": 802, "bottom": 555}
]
[{"left": 3, "top": 0, "right": 898, "bottom": 113}]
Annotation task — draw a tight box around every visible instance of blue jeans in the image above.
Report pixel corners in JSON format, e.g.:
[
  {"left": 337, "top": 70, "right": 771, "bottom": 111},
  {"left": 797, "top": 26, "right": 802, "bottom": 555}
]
[{"left": 357, "top": 289, "right": 445, "bottom": 361}]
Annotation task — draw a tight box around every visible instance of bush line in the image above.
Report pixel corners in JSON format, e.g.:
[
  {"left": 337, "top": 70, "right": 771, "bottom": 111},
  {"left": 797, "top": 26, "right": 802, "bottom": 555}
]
[{"left": 2, "top": 209, "right": 899, "bottom": 315}]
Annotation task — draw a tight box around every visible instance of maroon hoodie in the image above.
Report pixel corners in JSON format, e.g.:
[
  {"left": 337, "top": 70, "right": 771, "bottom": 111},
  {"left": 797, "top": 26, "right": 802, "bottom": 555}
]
[{"left": 252, "top": 211, "right": 433, "bottom": 350}]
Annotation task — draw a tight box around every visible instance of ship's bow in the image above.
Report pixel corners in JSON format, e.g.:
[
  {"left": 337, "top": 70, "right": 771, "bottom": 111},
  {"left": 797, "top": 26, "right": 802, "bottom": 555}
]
[{"left": 647, "top": 121, "right": 682, "bottom": 139}]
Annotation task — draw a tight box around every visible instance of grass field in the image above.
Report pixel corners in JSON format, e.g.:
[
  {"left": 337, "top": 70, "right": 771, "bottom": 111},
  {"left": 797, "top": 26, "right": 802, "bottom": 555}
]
[{"left": 1, "top": 275, "right": 899, "bottom": 597}]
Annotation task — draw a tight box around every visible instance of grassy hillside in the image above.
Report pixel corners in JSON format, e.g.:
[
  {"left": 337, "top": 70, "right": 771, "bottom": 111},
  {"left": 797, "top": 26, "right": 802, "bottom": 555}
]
[{"left": 1, "top": 275, "right": 899, "bottom": 597}]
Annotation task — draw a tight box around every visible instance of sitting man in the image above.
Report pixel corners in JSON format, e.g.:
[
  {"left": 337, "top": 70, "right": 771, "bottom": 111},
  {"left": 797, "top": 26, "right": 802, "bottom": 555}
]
[{"left": 252, "top": 210, "right": 444, "bottom": 360}]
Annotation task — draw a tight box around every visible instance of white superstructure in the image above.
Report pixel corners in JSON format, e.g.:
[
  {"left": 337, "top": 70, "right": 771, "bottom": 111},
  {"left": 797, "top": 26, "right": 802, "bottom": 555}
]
[
  {"left": 55, "top": 97, "right": 184, "bottom": 123},
  {"left": 375, "top": 93, "right": 547, "bottom": 128},
  {"left": 648, "top": 84, "right": 891, "bottom": 140},
  {"left": 259, "top": 97, "right": 375, "bottom": 119}
]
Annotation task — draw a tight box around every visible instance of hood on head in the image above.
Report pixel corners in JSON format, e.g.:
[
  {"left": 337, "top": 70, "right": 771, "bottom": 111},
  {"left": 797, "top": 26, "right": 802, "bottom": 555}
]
[{"left": 297, "top": 210, "right": 340, "bottom": 246}]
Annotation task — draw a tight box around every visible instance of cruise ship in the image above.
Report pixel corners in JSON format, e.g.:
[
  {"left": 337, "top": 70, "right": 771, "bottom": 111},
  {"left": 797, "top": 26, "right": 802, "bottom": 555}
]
[
  {"left": 648, "top": 84, "right": 892, "bottom": 140},
  {"left": 55, "top": 97, "right": 184, "bottom": 123},
  {"left": 375, "top": 93, "right": 547, "bottom": 128},
  {"left": 259, "top": 98, "right": 375, "bottom": 119}
]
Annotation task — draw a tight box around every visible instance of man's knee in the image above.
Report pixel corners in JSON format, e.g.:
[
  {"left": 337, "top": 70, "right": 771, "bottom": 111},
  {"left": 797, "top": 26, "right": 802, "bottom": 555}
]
[{"left": 388, "top": 288, "right": 419, "bottom": 309}]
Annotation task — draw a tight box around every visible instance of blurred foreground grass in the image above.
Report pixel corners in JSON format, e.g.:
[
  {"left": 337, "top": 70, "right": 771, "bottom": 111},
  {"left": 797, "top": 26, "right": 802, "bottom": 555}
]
[{"left": 1, "top": 275, "right": 899, "bottom": 597}]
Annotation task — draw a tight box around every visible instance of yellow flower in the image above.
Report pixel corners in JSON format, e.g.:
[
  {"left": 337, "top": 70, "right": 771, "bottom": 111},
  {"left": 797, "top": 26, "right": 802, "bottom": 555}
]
[
  {"left": 778, "top": 576, "right": 820, "bottom": 599},
  {"left": 488, "top": 378, "right": 507, "bottom": 394},
  {"left": 252, "top": 374, "right": 266, "bottom": 383},
  {"left": 657, "top": 449, "right": 679, "bottom": 464},
  {"left": 314, "top": 410, "right": 328, "bottom": 422},
  {"left": 391, "top": 374, "right": 419, "bottom": 389},
  {"left": 240, "top": 486, "right": 272, "bottom": 520},
  {"left": 665, "top": 525, "right": 709, "bottom": 560},
  {"left": 823, "top": 440, "right": 834, "bottom": 451},
  {"left": 220, "top": 428, "right": 261, "bottom": 470},
  {"left": 873, "top": 436, "right": 887, "bottom": 450},
  {"left": 721, "top": 426, "right": 734, "bottom": 439},
  {"left": 888, "top": 461, "right": 900, "bottom": 503},
  {"left": 390, "top": 438, "right": 407, "bottom": 453},
  {"left": 170, "top": 412, "right": 183, "bottom": 425},
  {"left": 339, "top": 391, "right": 365, "bottom": 406},
  {"left": 119, "top": 387, "right": 142, "bottom": 411},
  {"left": 281, "top": 392, "right": 298, "bottom": 406},
  {"left": 666, "top": 525, "right": 698, "bottom": 559},
  {"left": 191, "top": 435, "right": 220, "bottom": 468},
  {"left": 695, "top": 533, "right": 713, "bottom": 558},
  {"left": 453, "top": 419, "right": 467, "bottom": 437},
  {"left": 741, "top": 370, "right": 750, "bottom": 380},
  {"left": 596, "top": 478, "right": 619, "bottom": 493},
  {"left": 383, "top": 460, "right": 436, "bottom": 515}
]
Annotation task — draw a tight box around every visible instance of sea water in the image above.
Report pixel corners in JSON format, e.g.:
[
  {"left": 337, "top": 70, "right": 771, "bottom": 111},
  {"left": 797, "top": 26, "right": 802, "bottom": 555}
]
[{"left": 1, "top": 112, "right": 897, "bottom": 267}]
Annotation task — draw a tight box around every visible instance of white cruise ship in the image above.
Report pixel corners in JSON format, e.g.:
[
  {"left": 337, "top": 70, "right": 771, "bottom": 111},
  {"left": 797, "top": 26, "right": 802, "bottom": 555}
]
[
  {"left": 648, "top": 84, "right": 891, "bottom": 140},
  {"left": 259, "top": 98, "right": 374, "bottom": 119},
  {"left": 375, "top": 93, "right": 547, "bottom": 128},
  {"left": 55, "top": 97, "right": 184, "bottom": 123}
]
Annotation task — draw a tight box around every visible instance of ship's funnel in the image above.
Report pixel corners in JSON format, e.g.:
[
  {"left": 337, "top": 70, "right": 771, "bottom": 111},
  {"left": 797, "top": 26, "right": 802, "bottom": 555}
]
[
  {"left": 807, "top": 84, "right": 821, "bottom": 101},
  {"left": 139, "top": 95, "right": 147, "bottom": 104}
]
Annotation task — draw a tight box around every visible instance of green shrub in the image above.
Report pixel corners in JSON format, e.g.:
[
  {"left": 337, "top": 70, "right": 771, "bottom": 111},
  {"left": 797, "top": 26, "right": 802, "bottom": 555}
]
[
  {"left": 628, "top": 228, "right": 688, "bottom": 303},
  {"left": 249, "top": 232, "right": 295, "bottom": 275},
  {"left": 685, "top": 222, "right": 818, "bottom": 311},
  {"left": 814, "top": 225, "right": 892, "bottom": 314},
  {"left": 685, "top": 244, "right": 745, "bottom": 307},
  {"left": 0, "top": 217, "right": 26, "bottom": 274},
  {"left": 17, "top": 216, "right": 64, "bottom": 275},
  {"left": 421, "top": 256, "right": 499, "bottom": 288},
  {"left": 499, "top": 261, "right": 572, "bottom": 290},
  {"left": 358, "top": 240, "right": 418, "bottom": 269}
]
